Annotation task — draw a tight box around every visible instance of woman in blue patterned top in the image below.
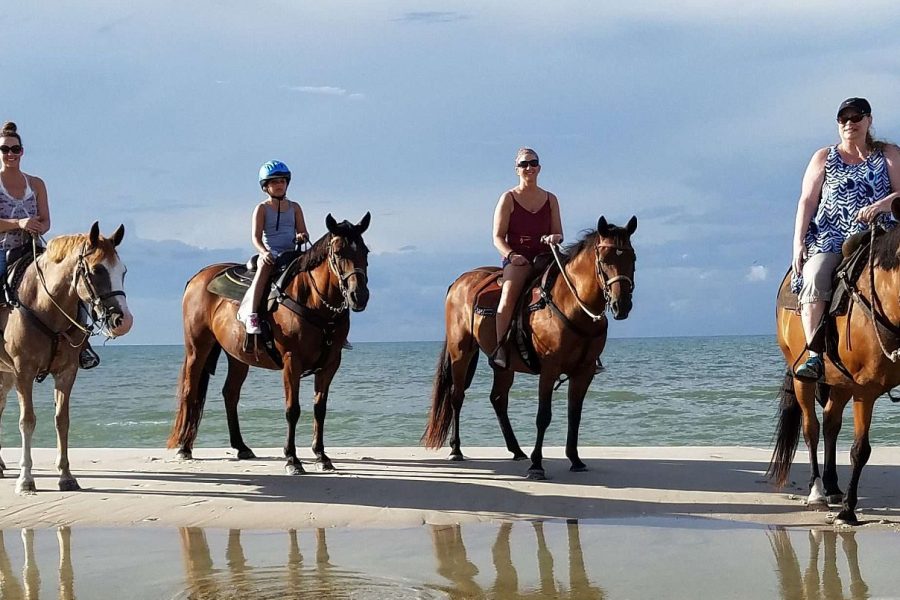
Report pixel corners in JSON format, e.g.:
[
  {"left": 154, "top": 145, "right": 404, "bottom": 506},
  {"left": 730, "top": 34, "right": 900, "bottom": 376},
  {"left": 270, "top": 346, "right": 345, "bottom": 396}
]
[{"left": 791, "top": 98, "right": 900, "bottom": 380}]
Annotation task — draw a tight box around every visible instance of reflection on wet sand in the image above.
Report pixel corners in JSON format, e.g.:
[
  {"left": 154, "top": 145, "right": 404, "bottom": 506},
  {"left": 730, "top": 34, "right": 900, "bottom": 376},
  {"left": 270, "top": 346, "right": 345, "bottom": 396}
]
[
  {"left": 430, "top": 520, "right": 605, "bottom": 599},
  {"left": 768, "top": 527, "right": 869, "bottom": 600},
  {"left": 0, "top": 527, "right": 74, "bottom": 600}
]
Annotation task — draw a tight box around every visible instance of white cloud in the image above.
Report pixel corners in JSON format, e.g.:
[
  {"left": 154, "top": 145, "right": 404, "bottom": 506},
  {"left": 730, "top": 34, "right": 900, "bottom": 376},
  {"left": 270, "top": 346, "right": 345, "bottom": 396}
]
[
  {"left": 284, "top": 85, "right": 365, "bottom": 100},
  {"left": 746, "top": 265, "right": 768, "bottom": 282}
]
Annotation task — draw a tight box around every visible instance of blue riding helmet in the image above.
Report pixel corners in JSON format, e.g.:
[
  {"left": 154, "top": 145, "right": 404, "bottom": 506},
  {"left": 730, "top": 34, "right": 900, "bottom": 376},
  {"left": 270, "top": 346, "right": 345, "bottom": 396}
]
[{"left": 259, "top": 160, "right": 292, "bottom": 189}]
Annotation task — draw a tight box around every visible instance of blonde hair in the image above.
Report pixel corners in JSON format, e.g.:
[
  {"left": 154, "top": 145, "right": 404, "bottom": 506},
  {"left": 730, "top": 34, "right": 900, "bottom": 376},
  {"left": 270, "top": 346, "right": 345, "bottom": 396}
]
[
  {"left": 45, "top": 234, "right": 117, "bottom": 265},
  {"left": 515, "top": 147, "right": 539, "bottom": 164}
]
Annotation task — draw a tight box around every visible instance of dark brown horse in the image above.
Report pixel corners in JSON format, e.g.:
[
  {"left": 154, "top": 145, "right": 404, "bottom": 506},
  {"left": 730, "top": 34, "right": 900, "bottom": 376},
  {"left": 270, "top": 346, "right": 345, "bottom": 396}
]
[
  {"left": 167, "top": 213, "right": 370, "bottom": 474},
  {"left": 769, "top": 199, "right": 900, "bottom": 525},
  {"left": 423, "top": 216, "right": 637, "bottom": 479}
]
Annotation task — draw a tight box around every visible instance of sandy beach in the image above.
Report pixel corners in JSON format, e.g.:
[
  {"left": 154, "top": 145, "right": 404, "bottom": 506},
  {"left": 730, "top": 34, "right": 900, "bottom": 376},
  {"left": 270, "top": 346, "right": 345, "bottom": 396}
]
[{"left": 1, "top": 446, "right": 899, "bottom": 531}]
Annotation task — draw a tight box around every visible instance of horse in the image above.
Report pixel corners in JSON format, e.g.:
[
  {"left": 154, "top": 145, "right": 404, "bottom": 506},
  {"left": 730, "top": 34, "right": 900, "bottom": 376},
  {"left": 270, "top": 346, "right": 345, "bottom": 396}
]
[
  {"left": 167, "top": 213, "right": 370, "bottom": 474},
  {"left": 769, "top": 199, "right": 900, "bottom": 525},
  {"left": 423, "top": 216, "right": 637, "bottom": 479},
  {"left": 0, "top": 222, "right": 133, "bottom": 494}
]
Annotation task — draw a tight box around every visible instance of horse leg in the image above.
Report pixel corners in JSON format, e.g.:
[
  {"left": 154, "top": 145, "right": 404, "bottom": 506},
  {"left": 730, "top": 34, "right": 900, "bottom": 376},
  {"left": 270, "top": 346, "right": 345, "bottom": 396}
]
[
  {"left": 795, "top": 379, "right": 827, "bottom": 510},
  {"left": 822, "top": 387, "right": 850, "bottom": 505},
  {"left": 527, "top": 374, "right": 556, "bottom": 480},
  {"left": 0, "top": 373, "right": 13, "bottom": 477},
  {"left": 282, "top": 353, "right": 304, "bottom": 475},
  {"left": 14, "top": 382, "right": 37, "bottom": 494},
  {"left": 448, "top": 349, "right": 476, "bottom": 461},
  {"left": 564, "top": 369, "right": 594, "bottom": 472},
  {"left": 169, "top": 334, "right": 219, "bottom": 460},
  {"left": 223, "top": 354, "right": 255, "bottom": 459},
  {"left": 834, "top": 397, "right": 875, "bottom": 526},
  {"left": 52, "top": 368, "right": 80, "bottom": 491},
  {"left": 488, "top": 368, "right": 526, "bottom": 460},
  {"left": 312, "top": 362, "right": 340, "bottom": 472}
]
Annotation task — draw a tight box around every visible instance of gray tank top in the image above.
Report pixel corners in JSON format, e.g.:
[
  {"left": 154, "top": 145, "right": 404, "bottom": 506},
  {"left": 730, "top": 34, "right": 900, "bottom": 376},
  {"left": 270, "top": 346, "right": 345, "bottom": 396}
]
[
  {"left": 262, "top": 202, "right": 296, "bottom": 256},
  {"left": 0, "top": 174, "right": 38, "bottom": 250}
]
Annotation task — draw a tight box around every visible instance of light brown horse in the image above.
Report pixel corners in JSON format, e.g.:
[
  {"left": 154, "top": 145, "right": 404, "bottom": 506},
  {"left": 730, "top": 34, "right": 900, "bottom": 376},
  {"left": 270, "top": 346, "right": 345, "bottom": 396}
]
[
  {"left": 0, "top": 223, "right": 133, "bottom": 494},
  {"left": 769, "top": 199, "right": 900, "bottom": 525},
  {"left": 168, "top": 213, "right": 370, "bottom": 474},
  {"left": 423, "top": 216, "right": 637, "bottom": 479}
]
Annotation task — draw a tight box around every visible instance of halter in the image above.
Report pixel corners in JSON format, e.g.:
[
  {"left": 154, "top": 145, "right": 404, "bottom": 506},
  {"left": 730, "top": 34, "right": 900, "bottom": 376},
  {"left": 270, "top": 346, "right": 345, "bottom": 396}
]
[{"left": 550, "top": 240, "right": 635, "bottom": 322}]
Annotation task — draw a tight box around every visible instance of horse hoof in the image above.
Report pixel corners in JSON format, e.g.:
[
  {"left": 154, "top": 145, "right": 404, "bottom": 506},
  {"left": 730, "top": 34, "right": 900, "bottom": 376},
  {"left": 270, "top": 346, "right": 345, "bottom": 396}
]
[
  {"left": 16, "top": 480, "right": 36, "bottom": 495},
  {"left": 827, "top": 493, "right": 845, "bottom": 505},
  {"left": 526, "top": 469, "right": 546, "bottom": 481},
  {"left": 569, "top": 463, "right": 589, "bottom": 472},
  {"left": 285, "top": 463, "right": 306, "bottom": 476},
  {"left": 512, "top": 453, "right": 528, "bottom": 461},
  {"left": 315, "top": 461, "right": 336, "bottom": 472},
  {"left": 833, "top": 510, "right": 859, "bottom": 526},
  {"left": 176, "top": 450, "right": 193, "bottom": 461},
  {"left": 448, "top": 453, "right": 465, "bottom": 462},
  {"left": 59, "top": 479, "right": 81, "bottom": 492},
  {"left": 237, "top": 449, "right": 257, "bottom": 460}
]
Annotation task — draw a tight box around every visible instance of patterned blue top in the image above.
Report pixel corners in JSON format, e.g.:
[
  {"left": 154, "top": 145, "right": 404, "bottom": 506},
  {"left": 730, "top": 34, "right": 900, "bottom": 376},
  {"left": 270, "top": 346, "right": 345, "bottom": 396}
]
[
  {"left": 791, "top": 145, "right": 894, "bottom": 293},
  {"left": 805, "top": 145, "right": 893, "bottom": 255}
]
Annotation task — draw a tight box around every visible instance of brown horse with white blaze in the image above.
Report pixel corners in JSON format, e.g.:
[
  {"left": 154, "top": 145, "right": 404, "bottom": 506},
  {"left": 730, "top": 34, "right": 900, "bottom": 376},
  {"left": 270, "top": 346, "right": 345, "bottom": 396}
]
[
  {"left": 167, "top": 213, "right": 370, "bottom": 474},
  {"left": 0, "top": 223, "right": 133, "bottom": 494},
  {"left": 769, "top": 199, "right": 900, "bottom": 525},
  {"left": 423, "top": 216, "right": 637, "bottom": 479}
]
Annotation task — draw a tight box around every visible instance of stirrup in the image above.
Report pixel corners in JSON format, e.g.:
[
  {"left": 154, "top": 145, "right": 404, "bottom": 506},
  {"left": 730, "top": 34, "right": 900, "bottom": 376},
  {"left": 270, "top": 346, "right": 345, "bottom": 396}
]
[{"left": 79, "top": 345, "right": 100, "bottom": 370}]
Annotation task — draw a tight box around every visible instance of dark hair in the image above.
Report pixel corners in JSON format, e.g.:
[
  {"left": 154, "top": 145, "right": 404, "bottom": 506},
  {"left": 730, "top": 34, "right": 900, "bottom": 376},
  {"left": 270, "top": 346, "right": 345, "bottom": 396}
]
[
  {"left": 1, "top": 121, "right": 21, "bottom": 144},
  {"left": 866, "top": 129, "right": 885, "bottom": 152}
]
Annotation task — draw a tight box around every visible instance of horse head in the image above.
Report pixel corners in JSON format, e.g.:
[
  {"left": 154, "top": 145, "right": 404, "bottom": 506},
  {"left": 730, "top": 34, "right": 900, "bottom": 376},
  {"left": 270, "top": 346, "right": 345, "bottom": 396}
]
[
  {"left": 595, "top": 215, "right": 637, "bottom": 320},
  {"left": 78, "top": 221, "right": 133, "bottom": 337},
  {"left": 324, "top": 212, "right": 371, "bottom": 312}
]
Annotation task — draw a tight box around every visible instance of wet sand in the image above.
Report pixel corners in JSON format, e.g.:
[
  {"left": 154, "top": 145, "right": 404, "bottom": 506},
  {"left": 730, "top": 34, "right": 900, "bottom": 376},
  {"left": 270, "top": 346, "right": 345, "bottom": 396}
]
[{"left": 1, "top": 446, "right": 900, "bottom": 530}]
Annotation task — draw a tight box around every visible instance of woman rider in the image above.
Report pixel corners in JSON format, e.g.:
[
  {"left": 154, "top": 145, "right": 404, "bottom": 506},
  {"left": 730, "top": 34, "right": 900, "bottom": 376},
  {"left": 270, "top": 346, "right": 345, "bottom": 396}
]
[
  {"left": 491, "top": 148, "right": 563, "bottom": 369},
  {"left": 238, "top": 160, "right": 309, "bottom": 334},
  {"left": 792, "top": 98, "right": 900, "bottom": 381}
]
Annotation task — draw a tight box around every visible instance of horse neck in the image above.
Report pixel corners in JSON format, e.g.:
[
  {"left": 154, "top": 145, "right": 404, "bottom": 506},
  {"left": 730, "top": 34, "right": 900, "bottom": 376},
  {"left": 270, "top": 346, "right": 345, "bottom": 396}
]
[
  {"left": 19, "top": 255, "right": 81, "bottom": 321},
  {"left": 296, "top": 260, "right": 343, "bottom": 311},
  {"left": 552, "top": 246, "right": 606, "bottom": 316}
]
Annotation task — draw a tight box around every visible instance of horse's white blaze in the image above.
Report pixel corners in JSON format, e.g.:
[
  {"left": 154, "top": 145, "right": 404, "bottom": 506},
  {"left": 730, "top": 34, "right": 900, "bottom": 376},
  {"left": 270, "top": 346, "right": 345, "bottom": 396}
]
[
  {"left": 807, "top": 477, "right": 827, "bottom": 506},
  {"left": 102, "top": 257, "right": 133, "bottom": 336}
]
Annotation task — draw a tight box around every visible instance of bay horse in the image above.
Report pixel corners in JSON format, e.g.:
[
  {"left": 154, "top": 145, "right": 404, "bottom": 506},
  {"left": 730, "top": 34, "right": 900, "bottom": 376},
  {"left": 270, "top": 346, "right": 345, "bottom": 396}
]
[
  {"left": 423, "top": 216, "right": 637, "bottom": 479},
  {"left": 168, "top": 213, "right": 370, "bottom": 474},
  {"left": 769, "top": 198, "right": 900, "bottom": 525},
  {"left": 0, "top": 223, "right": 133, "bottom": 494}
]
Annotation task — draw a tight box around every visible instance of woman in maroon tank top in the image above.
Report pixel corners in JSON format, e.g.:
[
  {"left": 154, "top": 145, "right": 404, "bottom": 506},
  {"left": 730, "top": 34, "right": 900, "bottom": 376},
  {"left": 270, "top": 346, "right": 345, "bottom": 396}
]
[{"left": 490, "top": 147, "right": 563, "bottom": 369}]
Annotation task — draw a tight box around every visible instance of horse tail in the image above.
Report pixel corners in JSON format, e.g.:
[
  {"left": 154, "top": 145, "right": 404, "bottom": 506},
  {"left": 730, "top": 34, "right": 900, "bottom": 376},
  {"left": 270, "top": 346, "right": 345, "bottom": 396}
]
[
  {"left": 766, "top": 370, "right": 802, "bottom": 486},
  {"left": 422, "top": 340, "right": 456, "bottom": 449},
  {"left": 167, "top": 343, "right": 222, "bottom": 450}
]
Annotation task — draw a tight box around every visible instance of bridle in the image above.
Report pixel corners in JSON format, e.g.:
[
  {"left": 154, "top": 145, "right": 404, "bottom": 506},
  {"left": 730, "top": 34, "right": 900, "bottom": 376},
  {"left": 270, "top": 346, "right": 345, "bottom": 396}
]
[
  {"left": 550, "top": 240, "right": 635, "bottom": 322},
  {"left": 307, "top": 235, "right": 368, "bottom": 314}
]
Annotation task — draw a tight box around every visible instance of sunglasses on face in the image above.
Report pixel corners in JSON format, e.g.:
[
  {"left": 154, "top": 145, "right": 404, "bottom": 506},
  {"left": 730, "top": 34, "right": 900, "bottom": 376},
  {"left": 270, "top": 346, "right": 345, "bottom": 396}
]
[
  {"left": 517, "top": 159, "right": 540, "bottom": 168},
  {"left": 837, "top": 113, "right": 867, "bottom": 125},
  {"left": 0, "top": 145, "right": 22, "bottom": 155}
]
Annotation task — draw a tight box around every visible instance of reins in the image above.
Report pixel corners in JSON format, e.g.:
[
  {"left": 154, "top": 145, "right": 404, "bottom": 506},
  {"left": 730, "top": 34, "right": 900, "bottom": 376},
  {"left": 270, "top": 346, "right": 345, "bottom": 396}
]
[{"left": 549, "top": 241, "right": 634, "bottom": 322}]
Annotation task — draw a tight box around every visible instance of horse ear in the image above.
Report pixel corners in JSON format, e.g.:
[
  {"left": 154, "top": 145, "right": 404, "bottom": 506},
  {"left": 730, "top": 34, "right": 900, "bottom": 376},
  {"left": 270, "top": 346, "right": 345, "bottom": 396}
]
[
  {"left": 89, "top": 221, "right": 100, "bottom": 247},
  {"left": 356, "top": 211, "right": 371, "bottom": 234},
  {"left": 626, "top": 216, "right": 638, "bottom": 235},
  {"left": 325, "top": 213, "right": 338, "bottom": 233},
  {"left": 111, "top": 224, "right": 125, "bottom": 247},
  {"left": 892, "top": 197, "right": 900, "bottom": 222},
  {"left": 597, "top": 216, "right": 609, "bottom": 236}
]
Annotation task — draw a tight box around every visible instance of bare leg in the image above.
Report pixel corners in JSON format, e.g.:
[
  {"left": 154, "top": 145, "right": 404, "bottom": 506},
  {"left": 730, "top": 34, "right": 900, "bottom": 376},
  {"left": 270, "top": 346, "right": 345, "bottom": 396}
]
[{"left": 494, "top": 263, "right": 531, "bottom": 351}]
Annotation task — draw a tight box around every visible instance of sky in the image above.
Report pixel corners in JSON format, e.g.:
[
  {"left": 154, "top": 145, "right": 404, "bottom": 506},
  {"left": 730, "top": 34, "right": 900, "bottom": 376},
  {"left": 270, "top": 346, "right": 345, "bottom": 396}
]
[{"left": 4, "top": 1, "right": 900, "bottom": 344}]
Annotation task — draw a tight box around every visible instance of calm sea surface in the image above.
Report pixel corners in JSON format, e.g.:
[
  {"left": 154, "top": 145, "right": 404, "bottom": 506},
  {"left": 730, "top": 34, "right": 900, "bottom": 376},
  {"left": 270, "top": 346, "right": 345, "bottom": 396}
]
[{"left": 4, "top": 335, "right": 900, "bottom": 449}]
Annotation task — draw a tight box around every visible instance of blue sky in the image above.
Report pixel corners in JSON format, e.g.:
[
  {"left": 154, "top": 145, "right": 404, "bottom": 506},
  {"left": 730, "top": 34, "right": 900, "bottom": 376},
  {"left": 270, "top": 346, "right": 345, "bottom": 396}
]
[{"left": 5, "top": 2, "right": 900, "bottom": 343}]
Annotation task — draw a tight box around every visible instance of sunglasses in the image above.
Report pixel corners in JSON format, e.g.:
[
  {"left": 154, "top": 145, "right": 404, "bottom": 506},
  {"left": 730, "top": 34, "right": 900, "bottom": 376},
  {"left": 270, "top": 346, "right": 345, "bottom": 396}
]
[
  {"left": 517, "top": 159, "right": 540, "bottom": 168},
  {"left": 0, "top": 145, "right": 22, "bottom": 155},
  {"left": 837, "top": 113, "right": 867, "bottom": 125}
]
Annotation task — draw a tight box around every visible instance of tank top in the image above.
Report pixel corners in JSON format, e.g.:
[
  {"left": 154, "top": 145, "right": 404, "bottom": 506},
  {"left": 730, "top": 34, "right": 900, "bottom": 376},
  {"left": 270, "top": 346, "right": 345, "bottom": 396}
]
[
  {"left": 506, "top": 192, "right": 552, "bottom": 261},
  {"left": 805, "top": 145, "right": 894, "bottom": 255},
  {"left": 0, "top": 173, "right": 38, "bottom": 250},
  {"left": 261, "top": 202, "right": 297, "bottom": 257}
]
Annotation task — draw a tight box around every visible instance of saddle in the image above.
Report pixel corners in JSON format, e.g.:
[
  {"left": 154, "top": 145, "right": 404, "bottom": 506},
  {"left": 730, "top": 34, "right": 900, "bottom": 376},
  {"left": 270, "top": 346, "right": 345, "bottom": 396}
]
[
  {"left": 206, "top": 250, "right": 303, "bottom": 306},
  {"left": 2, "top": 243, "right": 42, "bottom": 306},
  {"left": 470, "top": 254, "right": 559, "bottom": 373}
]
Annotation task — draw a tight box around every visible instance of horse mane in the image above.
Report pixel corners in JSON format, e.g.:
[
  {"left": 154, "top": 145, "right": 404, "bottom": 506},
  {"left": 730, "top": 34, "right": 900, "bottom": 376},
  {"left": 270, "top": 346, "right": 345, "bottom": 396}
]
[
  {"left": 563, "top": 223, "right": 632, "bottom": 257},
  {"left": 44, "top": 234, "right": 117, "bottom": 265},
  {"left": 293, "top": 220, "right": 370, "bottom": 274},
  {"left": 873, "top": 226, "right": 900, "bottom": 270}
]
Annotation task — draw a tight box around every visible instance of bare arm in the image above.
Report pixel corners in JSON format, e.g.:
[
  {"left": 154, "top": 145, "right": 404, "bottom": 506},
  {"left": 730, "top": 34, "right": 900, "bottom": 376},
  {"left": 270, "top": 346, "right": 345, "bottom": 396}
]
[
  {"left": 541, "top": 192, "right": 563, "bottom": 245},
  {"left": 492, "top": 191, "right": 515, "bottom": 259},
  {"left": 251, "top": 203, "right": 269, "bottom": 256},
  {"left": 792, "top": 148, "right": 828, "bottom": 276},
  {"left": 859, "top": 144, "right": 900, "bottom": 224},
  {"left": 293, "top": 202, "right": 309, "bottom": 243},
  {"left": 31, "top": 176, "right": 50, "bottom": 234}
]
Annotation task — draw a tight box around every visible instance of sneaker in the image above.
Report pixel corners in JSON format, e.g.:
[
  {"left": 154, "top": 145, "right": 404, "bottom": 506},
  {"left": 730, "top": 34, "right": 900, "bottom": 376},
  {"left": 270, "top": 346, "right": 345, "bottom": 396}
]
[
  {"left": 79, "top": 346, "right": 100, "bottom": 369},
  {"left": 795, "top": 355, "right": 824, "bottom": 382},
  {"left": 245, "top": 313, "right": 262, "bottom": 335}
]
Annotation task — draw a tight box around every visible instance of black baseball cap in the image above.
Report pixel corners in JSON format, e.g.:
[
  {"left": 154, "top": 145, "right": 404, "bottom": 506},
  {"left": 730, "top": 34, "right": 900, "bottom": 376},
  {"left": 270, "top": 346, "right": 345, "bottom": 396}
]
[{"left": 836, "top": 97, "right": 871, "bottom": 118}]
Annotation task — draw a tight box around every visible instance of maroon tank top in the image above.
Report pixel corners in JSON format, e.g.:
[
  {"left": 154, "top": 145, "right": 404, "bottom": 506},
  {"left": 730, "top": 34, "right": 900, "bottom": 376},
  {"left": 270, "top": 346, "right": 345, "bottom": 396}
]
[{"left": 506, "top": 192, "right": 552, "bottom": 261}]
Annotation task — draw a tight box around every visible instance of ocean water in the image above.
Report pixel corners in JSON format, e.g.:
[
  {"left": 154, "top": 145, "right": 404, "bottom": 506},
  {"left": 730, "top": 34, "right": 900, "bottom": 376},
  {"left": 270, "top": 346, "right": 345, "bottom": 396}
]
[{"left": 3, "top": 336, "right": 900, "bottom": 450}]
